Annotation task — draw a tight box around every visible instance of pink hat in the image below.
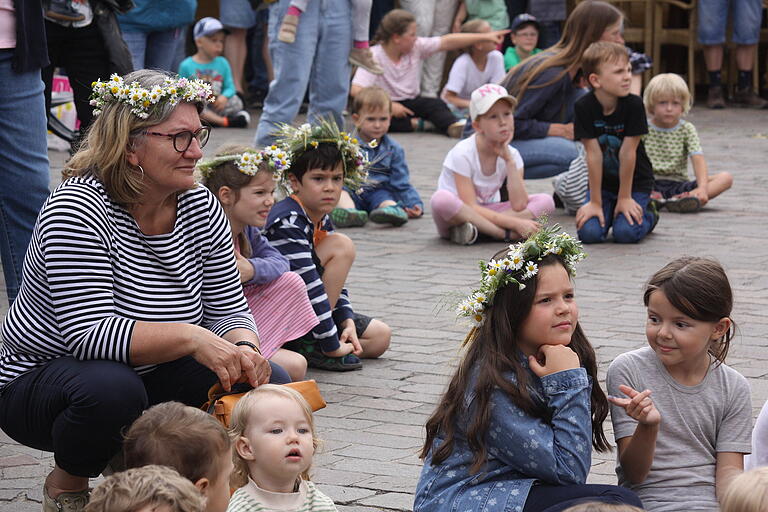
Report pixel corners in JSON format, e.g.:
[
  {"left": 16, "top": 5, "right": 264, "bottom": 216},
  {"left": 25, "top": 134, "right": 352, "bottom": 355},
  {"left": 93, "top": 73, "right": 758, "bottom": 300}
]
[{"left": 469, "top": 83, "right": 517, "bottom": 121}]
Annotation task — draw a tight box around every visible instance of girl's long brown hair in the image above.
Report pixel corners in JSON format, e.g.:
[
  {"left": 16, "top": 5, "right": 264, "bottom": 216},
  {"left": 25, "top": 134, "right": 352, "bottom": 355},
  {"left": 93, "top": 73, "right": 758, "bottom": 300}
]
[
  {"left": 500, "top": 1, "right": 623, "bottom": 103},
  {"left": 420, "top": 255, "right": 610, "bottom": 474}
]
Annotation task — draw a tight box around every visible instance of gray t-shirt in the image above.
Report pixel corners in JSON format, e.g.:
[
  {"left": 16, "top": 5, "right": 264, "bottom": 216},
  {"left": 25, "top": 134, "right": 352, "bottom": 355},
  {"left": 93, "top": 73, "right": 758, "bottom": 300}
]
[{"left": 607, "top": 347, "right": 752, "bottom": 511}]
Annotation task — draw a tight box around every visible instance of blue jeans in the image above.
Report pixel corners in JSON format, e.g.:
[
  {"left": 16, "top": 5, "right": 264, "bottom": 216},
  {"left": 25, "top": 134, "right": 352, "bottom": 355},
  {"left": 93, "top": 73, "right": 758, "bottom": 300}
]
[
  {"left": 511, "top": 137, "right": 580, "bottom": 179},
  {"left": 577, "top": 190, "right": 656, "bottom": 244},
  {"left": 0, "top": 356, "right": 290, "bottom": 477},
  {"left": 0, "top": 50, "right": 50, "bottom": 304},
  {"left": 698, "top": 0, "right": 763, "bottom": 45},
  {"left": 255, "top": 0, "right": 352, "bottom": 146},
  {"left": 122, "top": 29, "right": 182, "bottom": 72}
]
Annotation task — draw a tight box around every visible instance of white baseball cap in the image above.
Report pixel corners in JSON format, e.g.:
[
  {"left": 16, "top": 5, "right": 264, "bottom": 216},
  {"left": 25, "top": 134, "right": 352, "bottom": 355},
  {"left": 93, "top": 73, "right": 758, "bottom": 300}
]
[
  {"left": 469, "top": 83, "right": 517, "bottom": 121},
  {"left": 194, "top": 17, "right": 228, "bottom": 39}
]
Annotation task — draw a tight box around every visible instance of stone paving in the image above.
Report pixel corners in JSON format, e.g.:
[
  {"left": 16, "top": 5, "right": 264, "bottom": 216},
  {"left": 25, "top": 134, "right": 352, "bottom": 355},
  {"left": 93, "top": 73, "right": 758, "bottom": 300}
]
[{"left": 1, "top": 107, "right": 767, "bottom": 511}]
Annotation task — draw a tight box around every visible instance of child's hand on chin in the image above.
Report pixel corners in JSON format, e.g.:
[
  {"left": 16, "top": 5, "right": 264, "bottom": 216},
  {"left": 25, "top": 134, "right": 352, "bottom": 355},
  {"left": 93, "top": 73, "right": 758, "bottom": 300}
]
[
  {"left": 529, "top": 345, "right": 580, "bottom": 377},
  {"left": 608, "top": 384, "right": 661, "bottom": 426}
]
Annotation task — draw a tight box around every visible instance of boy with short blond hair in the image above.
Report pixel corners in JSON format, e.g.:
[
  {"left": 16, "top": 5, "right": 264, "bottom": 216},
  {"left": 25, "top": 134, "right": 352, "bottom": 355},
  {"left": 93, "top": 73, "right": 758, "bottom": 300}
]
[
  {"left": 332, "top": 86, "right": 423, "bottom": 228},
  {"left": 124, "top": 402, "right": 234, "bottom": 512},
  {"left": 575, "top": 41, "right": 658, "bottom": 244},
  {"left": 85, "top": 465, "right": 205, "bottom": 512}
]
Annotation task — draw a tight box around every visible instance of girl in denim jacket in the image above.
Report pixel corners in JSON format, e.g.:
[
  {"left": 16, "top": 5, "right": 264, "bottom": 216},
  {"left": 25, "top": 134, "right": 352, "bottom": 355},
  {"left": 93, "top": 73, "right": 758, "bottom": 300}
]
[{"left": 415, "top": 226, "right": 643, "bottom": 512}]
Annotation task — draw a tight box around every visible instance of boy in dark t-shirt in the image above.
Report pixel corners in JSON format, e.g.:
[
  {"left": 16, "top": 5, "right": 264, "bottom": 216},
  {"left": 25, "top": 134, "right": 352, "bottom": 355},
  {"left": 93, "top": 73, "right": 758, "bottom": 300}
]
[{"left": 574, "top": 41, "right": 658, "bottom": 244}]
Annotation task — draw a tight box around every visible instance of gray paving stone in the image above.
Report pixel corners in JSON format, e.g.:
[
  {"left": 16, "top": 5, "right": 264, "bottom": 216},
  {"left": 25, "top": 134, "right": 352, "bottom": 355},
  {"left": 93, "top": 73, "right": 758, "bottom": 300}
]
[{"left": 359, "top": 492, "right": 415, "bottom": 510}]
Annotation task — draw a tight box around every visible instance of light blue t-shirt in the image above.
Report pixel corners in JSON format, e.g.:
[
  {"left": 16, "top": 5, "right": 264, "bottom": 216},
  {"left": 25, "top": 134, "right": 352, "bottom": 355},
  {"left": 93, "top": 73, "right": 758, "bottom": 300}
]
[{"left": 178, "top": 56, "right": 236, "bottom": 98}]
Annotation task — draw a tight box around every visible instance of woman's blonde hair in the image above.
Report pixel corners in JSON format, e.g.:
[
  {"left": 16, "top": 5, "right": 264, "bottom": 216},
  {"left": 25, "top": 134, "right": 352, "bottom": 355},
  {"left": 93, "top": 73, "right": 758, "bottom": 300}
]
[
  {"left": 229, "top": 384, "right": 320, "bottom": 489},
  {"left": 62, "top": 69, "right": 207, "bottom": 206},
  {"left": 643, "top": 73, "right": 692, "bottom": 115},
  {"left": 721, "top": 467, "right": 768, "bottom": 512},
  {"left": 501, "top": 1, "right": 623, "bottom": 102}
]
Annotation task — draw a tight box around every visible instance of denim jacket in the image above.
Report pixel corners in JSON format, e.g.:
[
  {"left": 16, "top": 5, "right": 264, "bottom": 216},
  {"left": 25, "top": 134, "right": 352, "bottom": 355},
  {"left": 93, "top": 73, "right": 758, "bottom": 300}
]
[
  {"left": 353, "top": 135, "right": 423, "bottom": 209},
  {"left": 414, "top": 364, "right": 592, "bottom": 512}
]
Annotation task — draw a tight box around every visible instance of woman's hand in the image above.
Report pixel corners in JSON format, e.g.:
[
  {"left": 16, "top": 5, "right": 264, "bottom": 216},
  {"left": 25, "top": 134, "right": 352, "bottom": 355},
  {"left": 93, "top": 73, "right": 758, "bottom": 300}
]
[
  {"left": 548, "top": 123, "right": 574, "bottom": 140},
  {"left": 609, "top": 385, "right": 661, "bottom": 426},
  {"left": 528, "top": 345, "right": 580, "bottom": 377},
  {"left": 391, "top": 101, "right": 414, "bottom": 118},
  {"left": 236, "top": 345, "right": 271, "bottom": 386},
  {"left": 235, "top": 252, "right": 254, "bottom": 283},
  {"left": 190, "top": 330, "right": 261, "bottom": 391}
]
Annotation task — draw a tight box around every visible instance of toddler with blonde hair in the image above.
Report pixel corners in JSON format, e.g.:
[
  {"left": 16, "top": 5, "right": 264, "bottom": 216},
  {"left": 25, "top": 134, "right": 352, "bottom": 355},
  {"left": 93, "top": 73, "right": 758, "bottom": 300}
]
[
  {"left": 643, "top": 73, "right": 733, "bottom": 213},
  {"left": 721, "top": 467, "right": 768, "bottom": 512}
]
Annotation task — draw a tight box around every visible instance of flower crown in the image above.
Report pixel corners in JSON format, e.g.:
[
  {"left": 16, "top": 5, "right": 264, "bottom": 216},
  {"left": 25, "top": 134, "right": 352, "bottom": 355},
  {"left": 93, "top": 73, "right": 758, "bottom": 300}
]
[
  {"left": 273, "top": 118, "right": 371, "bottom": 192},
  {"left": 456, "top": 224, "right": 586, "bottom": 328},
  {"left": 196, "top": 146, "right": 292, "bottom": 188},
  {"left": 90, "top": 74, "right": 214, "bottom": 119}
]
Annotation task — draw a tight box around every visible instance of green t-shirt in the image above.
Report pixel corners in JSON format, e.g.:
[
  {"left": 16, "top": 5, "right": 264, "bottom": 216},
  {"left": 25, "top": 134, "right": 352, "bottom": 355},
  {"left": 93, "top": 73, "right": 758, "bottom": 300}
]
[
  {"left": 466, "top": 0, "right": 509, "bottom": 31},
  {"left": 503, "top": 46, "right": 541, "bottom": 71},
  {"left": 643, "top": 120, "right": 702, "bottom": 182}
]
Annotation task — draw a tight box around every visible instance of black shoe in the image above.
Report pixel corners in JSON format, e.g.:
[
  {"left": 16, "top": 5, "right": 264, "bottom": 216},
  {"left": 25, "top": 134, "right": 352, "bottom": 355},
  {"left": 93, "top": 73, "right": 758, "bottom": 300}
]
[
  {"left": 45, "top": 0, "right": 85, "bottom": 22},
  {"left": 647, "top": 200, "right": 660, "bottom": 233},
  {"left": 733, "top": 87, "right": 768, "bottom": 109},
  {"left": 706, "top": 86, "right": 726, "bottom": 109},
  {"left": 553, "top": 192, "right": 564, "bottom": 209},
  {"left": 226, "top": 111, "right": 250, "bottom": 128}
]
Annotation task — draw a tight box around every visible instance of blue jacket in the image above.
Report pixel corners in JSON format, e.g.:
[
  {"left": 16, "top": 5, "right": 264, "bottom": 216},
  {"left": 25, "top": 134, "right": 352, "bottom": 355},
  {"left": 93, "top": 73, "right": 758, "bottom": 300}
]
[
  {"left": 263, "top": 196, "right": 353, "bottom": 353},
  {"left": 117, "top": 0, "right": 196, "bottom": 33},
  {"left": 501, "top": 59, "right": 580, "bottom": 140},
  {"left": 414, "top": 364, "right": 593, "bottom": 512},
  {"left": 353, "top": 135, "right": 423, "bottom": 209},
  {"left": 242, "top": 225, "right": 289, "bottom": 286}
]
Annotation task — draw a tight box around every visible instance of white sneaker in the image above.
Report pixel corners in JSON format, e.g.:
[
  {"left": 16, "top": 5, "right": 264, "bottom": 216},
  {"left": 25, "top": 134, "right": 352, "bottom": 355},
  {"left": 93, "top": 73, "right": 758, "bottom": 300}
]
[{"left": 449, "top": 222, "right": 478, "bottom": 245}]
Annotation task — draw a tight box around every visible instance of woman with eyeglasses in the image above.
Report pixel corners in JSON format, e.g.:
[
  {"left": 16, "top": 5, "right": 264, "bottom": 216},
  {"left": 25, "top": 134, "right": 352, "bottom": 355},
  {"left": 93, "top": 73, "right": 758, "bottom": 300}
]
[{"left": 0, "top": 69, "right": 287, "bottom": 512}]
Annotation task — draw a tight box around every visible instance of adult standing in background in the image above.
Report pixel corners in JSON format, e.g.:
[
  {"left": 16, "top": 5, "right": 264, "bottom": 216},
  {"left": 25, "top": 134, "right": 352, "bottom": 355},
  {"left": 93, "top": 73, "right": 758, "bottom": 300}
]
[
  {"left": 0, "top": 1, "right": 51, "bottom": 305},
  {"left": 117, "top": 0, "right": 197, "bottom": 72},
  {"left": 398, "top": 0, "right": 459, "bottom": 98},
  {"left": 220, "top": 0, "right": 255, "bottom": 97},
  {"left": 254, "top": 0, "right": 352, "bottom": 146}
]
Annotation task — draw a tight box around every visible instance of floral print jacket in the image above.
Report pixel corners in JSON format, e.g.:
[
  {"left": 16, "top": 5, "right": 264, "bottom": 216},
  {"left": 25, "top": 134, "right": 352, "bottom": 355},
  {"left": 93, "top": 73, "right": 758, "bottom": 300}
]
[{"left": 414, "top": 365, "right": 593, "bottom": 512}]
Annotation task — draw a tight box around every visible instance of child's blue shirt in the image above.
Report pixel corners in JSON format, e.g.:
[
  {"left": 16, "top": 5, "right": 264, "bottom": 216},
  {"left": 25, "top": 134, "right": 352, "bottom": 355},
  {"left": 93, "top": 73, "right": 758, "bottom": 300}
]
[
  {"left": 178, "top": 56, "right": 236, "bottom": 99},
  {"left": 414, "top": 365, "right": 593, "bottom": 512},
  {"left": 353, "top": 135, "right": 422, "bottom": 209}
]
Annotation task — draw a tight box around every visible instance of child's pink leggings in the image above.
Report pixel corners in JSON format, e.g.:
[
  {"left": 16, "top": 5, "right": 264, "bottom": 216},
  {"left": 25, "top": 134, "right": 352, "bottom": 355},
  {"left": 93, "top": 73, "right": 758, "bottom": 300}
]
[{"left": 430, "top": 189, "right": 555, "bottom": 238}]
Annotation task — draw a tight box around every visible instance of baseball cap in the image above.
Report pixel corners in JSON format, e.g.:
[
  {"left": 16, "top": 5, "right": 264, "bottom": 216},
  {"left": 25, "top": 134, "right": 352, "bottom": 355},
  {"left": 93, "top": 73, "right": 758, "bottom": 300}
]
[
  {"left": 194, "top": 17, "right": 228, "bottom": 39},
  {"left": 469, "top": 83, "right": 517, "bottom": 121},
  {"left": 510, "top": 13, "right": 540, "bottom": 32}
]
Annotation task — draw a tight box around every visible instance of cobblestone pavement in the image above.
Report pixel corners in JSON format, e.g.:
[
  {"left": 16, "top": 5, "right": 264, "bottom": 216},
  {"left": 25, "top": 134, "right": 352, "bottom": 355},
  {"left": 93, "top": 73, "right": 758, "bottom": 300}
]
[{"left": 1, "top": 107, "right": 767, "bottom": 511}]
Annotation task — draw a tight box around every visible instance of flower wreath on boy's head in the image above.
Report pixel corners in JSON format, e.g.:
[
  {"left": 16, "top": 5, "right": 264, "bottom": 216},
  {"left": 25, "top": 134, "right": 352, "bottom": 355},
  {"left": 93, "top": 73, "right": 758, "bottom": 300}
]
[
  {"left": 195, "top": 146, "right": 293, "bottom": 193},
  {"left": 456, "top": 223, "right": 587, "bottom": 344},
  {"left": 272, "top": 117, "right": 372, "bottom": 193}
]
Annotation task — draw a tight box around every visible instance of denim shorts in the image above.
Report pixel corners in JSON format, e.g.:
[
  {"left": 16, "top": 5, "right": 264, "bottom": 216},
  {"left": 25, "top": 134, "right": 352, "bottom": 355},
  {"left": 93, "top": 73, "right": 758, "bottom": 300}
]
[
  {"left": 697, "top": 0, "right": 763, "bottom": 45},
  {"left": 654, "top": 179, "right": 697, "bottom": 198},
  {"left": 220, "top": 0, "right": 257, "bottom": 29},
  {"left": 349, "top": 186, "right": 396, "bottom": 213}
]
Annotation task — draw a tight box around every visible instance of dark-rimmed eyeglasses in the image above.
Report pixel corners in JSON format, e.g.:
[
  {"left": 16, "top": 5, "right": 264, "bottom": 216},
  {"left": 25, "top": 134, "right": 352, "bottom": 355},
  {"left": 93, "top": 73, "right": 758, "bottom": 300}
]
[{"left": 143, "top": 126, "right": 211, "bottom": 153}]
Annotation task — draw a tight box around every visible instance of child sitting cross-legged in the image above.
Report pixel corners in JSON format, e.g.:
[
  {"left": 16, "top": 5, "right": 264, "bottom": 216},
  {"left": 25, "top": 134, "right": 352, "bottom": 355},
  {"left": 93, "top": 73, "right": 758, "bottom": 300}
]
[
  {"left": 431, "top": 83, "right": 554, "bottom": 245},
  {"left": 331, "top": 86, "right": 423, "bottom": 228},
  {"left": 264, "top": 119, "right": 391, "bottom": 371},
  {"left": 415, "top": 226, "right": 643, "bottom": 511},
  {"left": 199, "top": 145, "right": 321, "bottom": 382},
  {"left": 643, "top": 73, "right": 733, "bottom": 213},
  {"left": 85, "top": 465, "right": 205, "bottom": 512},
  {"left": 574, "top": 41, "right": 658, "bottom": 244},
  {"left": 227, "top": 384, "right": 337, "bottom": 511},
  {"left": 178, "top": 17, "right": 250, "bottom": 128},
  {"left": 123, "top": 402, "right": 235, "bottom": 512}
]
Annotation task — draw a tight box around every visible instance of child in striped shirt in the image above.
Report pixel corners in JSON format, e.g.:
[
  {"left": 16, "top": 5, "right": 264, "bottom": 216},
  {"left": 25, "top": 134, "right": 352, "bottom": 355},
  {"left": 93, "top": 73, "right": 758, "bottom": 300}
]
[{"left": 264, "top": 120, "right": 391, "bottom": 371}]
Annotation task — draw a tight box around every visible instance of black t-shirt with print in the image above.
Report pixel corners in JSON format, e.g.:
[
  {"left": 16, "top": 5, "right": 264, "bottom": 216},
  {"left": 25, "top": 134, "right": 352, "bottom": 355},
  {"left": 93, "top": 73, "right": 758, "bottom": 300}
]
[{"left": 574, "top": 92, "right": 654, "bottom": 194}]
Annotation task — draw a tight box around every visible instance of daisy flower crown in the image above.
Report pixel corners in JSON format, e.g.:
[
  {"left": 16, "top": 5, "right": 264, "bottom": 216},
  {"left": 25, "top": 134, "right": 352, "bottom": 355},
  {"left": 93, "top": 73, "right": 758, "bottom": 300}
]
[
  {"left": 456, "top": 224, "right": 586, "bottom": 328},
  {"left": 273, "top": 118, "right": 371, "bottom": 192},
  {"left": 90, "top": 74, "right": 214, "bottom": 119},
  {"left": 196, "top": 146, "right": 291, "bottom": 185}
]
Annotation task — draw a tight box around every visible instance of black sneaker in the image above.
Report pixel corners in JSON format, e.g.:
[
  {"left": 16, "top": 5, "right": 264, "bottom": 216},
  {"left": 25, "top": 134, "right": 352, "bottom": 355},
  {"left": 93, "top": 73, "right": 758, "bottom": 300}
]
[
  {"left": 553, "top": 192, "right": 564, "bottom": 209},
  {"left": 665, "top": 196, "right": 700, "bottom": 213},
  {"left": 647, "top": 200, "right": 660, "bottom": 233},
  {"left": 226, "top": 111, "right": 250, "bottom": 128}
]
